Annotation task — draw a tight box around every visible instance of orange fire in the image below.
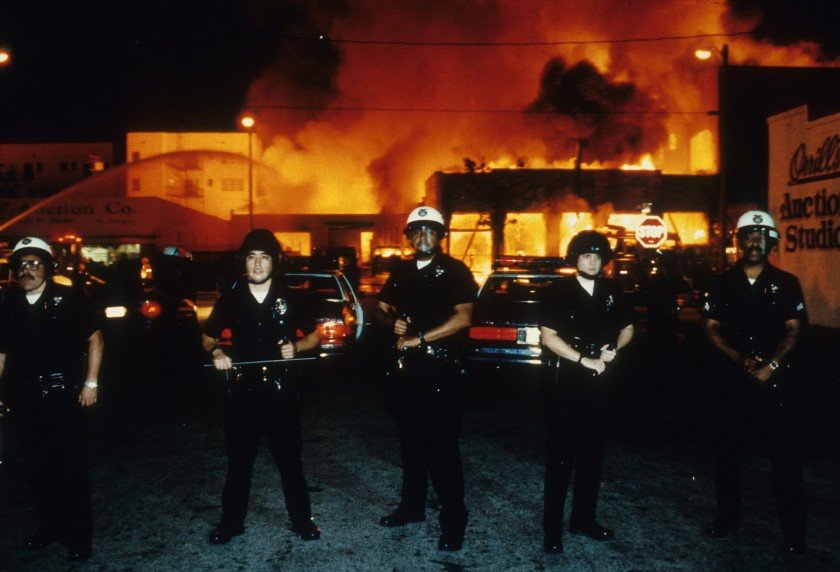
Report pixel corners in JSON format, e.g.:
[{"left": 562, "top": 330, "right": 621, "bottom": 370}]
[{"left": 242, "top": 1, "right": 835, "bottom": 215}]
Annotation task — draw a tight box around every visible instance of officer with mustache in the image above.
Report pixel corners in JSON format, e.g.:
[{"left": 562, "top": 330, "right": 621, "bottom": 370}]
[
  {"left": 0, "top": 237, "right": 103, "bottom": 561},
  {"left": 374, "top": 206, "right": 477, "bottom": 552},
  {"left": 702, "top": 210, "right": 808, "bottom": 553}
]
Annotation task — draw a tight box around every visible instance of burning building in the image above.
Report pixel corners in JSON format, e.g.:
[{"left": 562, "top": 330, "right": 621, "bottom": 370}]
[{"left": 427, "top": 167, "right": 716, "bottom": 277}]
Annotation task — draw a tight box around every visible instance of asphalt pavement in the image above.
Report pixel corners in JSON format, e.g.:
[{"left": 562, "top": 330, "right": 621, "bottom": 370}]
[{"left": 1, "top": 319, "right": 839, "bottom": 571}]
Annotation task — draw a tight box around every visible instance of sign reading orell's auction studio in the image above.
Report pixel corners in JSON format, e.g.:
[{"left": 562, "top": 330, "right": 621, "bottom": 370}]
[{"left": 768, "top": 106, "right": 840, "bottom": 327}]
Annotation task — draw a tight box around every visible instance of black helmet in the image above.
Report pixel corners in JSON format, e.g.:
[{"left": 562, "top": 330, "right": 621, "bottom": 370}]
[
  {"left": 238, "top": 228, "right": 281, "bottom": 257},
  {"left": 566, "top": 230, "right": 613, "bottom": 264}
]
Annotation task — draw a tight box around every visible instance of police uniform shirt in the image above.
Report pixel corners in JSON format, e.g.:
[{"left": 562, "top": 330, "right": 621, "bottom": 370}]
[
  {"left": 202, "top": 277, "right": 316, "bottom": 363},
  {"left": 0, "top": 282, "right": 98, "bottom": 382},
  {"left": 704, "top": 261, "right": 807, "bottom": 357},
  {"left": 378, "top": 253, "right": 478, "bottom": 342},
  {"left": 540, "top": 276, "right": 634, "bottom": 354}
]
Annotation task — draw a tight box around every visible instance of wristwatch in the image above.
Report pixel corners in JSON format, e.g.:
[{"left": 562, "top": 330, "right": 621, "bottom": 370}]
[{"left": 417, "top": 331, "right": 426, "bottom": 347}]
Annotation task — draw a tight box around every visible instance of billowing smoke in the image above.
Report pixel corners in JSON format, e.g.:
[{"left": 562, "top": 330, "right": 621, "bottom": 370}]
[
  {"left": 526, "top": 58, "right": 668, "bottom": 164},
  {"left": 726, "top": 0, "right": 840, "bottom": 60},
  {"left": 242, "top": 0, "right": 836, "bottom": 215}
]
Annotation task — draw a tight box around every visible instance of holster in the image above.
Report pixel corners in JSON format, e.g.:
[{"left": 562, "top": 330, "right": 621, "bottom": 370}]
[{"left": 228, "top": 363, "right": 301, "bottom": 397}]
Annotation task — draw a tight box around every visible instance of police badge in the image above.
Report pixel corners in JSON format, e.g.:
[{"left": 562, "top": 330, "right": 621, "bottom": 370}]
[{"left": 271, "top": 297, "right": 288, "bottom": 325}]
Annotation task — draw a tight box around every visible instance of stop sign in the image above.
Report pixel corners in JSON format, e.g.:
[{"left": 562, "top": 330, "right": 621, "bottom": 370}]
[{"left": 635, "top": 216, "right": 668, "bottom": 249}]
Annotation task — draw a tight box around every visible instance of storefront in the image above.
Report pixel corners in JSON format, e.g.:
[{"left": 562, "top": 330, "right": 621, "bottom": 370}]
[{"left": 768, "top": 105, "right": 840, "bottom": 327}]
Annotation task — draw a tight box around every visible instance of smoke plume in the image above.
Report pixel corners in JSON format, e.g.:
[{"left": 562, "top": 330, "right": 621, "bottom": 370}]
[{"left": 241, "top": 0, "right": 837, "bottom": 215}]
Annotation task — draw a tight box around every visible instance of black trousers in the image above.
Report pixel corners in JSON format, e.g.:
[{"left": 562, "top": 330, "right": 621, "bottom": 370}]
[
  {"left": 220, "top": 378, "right": 311, "bottom": 529},
  {"left": 14, "top": 388, "right": 92, "bottom": 545},
  {"left": 543, "top": 365, "right": 611, "bottom": 538},
  {"left": 712, "top": 365, "right": 806, "bottom": 543},
  {"left": 388, "top": 353, "right": 468, "bottom": 536}
]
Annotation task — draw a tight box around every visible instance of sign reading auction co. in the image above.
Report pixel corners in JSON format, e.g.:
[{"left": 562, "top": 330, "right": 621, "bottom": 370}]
[{"left": 768, "top": 106, "right": 840, "bottom": 327}]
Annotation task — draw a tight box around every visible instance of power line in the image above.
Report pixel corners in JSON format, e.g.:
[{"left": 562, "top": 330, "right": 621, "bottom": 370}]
[
  {"left": 283, "top": 30, "right": 753, "bottom": 47},
  {"left": 246, "top": 104, "right": 715, "bottom": 116}
]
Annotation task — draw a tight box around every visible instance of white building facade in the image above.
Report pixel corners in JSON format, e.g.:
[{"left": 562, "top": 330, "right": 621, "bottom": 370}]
[{"left": 767, "top": 106, "right": 840, "bottom": 328}]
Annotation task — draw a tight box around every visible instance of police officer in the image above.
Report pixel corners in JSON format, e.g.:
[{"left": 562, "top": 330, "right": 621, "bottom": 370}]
[
  {"left": 374, "top": 206, "right": 477, "bottom": 552},
  {"left": 0, "top": 237, "right": 103, "bottom": 562},
  {"left": 702, "top": 210, "right": 807, "bottom": 553},
  {"left": 202, "top": 229, "right": 322, "bottom": 544},
  {"left": 539, "top": 230, "right": 634, "bottom": 554}
]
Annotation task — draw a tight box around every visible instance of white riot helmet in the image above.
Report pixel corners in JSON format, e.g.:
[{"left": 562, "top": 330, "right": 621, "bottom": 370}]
[
  {"left": 11, "top": 237, "right": 55, "bottom": 275},
  {"left": 404, "top": 206, "right": 447, "bottom": 237},
  {"left": 736, "top": 210, "right": 779, "bottom": 242}
]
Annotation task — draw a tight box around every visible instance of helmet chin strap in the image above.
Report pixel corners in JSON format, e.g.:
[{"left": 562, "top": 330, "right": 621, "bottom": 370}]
[{"left": 577, "top": 269, "right": 600, "bottom": 280}]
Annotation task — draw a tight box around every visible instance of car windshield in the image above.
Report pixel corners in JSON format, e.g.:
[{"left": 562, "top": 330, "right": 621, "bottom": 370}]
[
  {"left": 479, "top": 276, "right": 559, "bottom": 302},
  {"left": 284, "top": 274, "right": 346, "bottom": 302}
]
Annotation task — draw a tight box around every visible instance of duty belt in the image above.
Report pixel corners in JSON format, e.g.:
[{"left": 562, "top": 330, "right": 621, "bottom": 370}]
[
  {"left": 15, "top": 372, "right": 74, "bottom": 398},
  {"left": 396, "top": 343, "right": 460, "bottom": 366}
]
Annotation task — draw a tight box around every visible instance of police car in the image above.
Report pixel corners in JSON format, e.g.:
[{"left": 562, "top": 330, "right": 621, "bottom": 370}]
[
  {"left": 281, "top": 256, "right": 365, "bottom": 360},
  {"left": 467, "top": 257, "right": 575, "bottom": 366}
]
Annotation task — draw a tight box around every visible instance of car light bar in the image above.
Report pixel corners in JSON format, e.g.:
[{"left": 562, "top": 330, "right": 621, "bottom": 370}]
[
  {"left": 105, "top": 306, "right": 128, "bottom": 319},
  {"left": 139, "top": 300, "right": 163, "bottom": 319},
  {"left": 469, "top": 326, "right": 518, "bottom": 342}
]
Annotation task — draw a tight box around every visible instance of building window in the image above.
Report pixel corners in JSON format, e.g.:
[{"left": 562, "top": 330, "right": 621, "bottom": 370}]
[
  {"left": 23, "top": 163, "right": 34, "bottom": 181},
  {"left": 36, "top": 163, "right": 43, "bottom": 172},
  {"left": 60, "top": 162, "right": 68, "bottom": 172},
  {"left": 131, "top": 179, "right": 141, "bottom": 193},
  {"left": 71, "top": 162, "right": 78, "bottom": 172}
]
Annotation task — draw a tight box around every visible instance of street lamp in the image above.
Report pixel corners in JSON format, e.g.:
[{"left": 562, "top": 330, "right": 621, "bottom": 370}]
[
  {"left": 0, "top": 48, "right": 10, "bottom": 67},
  {"left": 695, "top": 44, "right": 729, "bottom": 270},
  {"left": 240, "top": 115, "right": 255, "bottom": 230}
]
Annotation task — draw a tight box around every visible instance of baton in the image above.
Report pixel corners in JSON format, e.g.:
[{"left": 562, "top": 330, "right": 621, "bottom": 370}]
[{"left": 203, "top": 357, "right": 317, "bottom": 368}]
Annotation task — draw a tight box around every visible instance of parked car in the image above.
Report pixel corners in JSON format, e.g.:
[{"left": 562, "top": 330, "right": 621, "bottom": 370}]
[
  {"left": 281, "top": 259, "right": 365, "bottom": 360},
  {"left": 467, "top": 257, "right": 574, "bottom": 366},
  {"left": 97, "top": 250, "right": 201, "bottom": 386}
]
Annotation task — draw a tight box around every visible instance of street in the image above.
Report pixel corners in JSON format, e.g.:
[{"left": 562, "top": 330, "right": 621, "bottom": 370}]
[{"left": 1, "top": 299, "right": 839, "bottom": 571}]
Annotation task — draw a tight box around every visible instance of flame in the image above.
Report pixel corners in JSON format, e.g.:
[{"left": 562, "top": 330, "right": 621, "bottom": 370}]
[
  {"left": 620, "top": 154, "right": 656, "bottom": 171},
  {"left": 241, "top": 1, "right": 837, "bottom": 214}
]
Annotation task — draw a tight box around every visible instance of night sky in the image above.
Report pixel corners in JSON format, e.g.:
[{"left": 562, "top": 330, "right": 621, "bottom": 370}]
[
  {"left": 0, "top": 1, "right": 329, "bottom": 140},
  {"left": 0, "top": 0, "right": 837, "bottom": 146}
]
